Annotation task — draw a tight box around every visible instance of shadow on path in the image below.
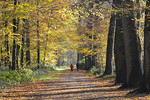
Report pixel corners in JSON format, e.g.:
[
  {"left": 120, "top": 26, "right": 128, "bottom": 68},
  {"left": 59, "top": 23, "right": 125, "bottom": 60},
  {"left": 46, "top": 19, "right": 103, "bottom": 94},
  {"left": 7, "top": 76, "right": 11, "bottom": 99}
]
[{"left": 0, "top": 69, "right": 138, "bottom": 100}]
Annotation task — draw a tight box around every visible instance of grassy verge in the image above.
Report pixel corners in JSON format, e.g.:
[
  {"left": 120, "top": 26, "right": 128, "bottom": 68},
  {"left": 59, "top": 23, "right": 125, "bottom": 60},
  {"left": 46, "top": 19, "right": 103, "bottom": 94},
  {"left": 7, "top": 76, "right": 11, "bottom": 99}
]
[
  {"left": 0, "top": 65, "right": 68, "bottom": 92},
  {"left": 36, "top": 66, "right": 69, "bottom": 81},
  {"left": 37, "top": 71, "right": 63, "bottom": 80},
  {"left": 102, "top": 74, "right": 116, "bottom": 80}
]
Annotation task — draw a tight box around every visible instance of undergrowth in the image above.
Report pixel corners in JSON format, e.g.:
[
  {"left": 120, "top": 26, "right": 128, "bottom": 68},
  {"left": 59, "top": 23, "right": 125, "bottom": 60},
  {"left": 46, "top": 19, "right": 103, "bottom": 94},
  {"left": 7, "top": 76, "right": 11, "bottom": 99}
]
[{"left": 0, "top": 65, "right": 68, "bottom": 91}]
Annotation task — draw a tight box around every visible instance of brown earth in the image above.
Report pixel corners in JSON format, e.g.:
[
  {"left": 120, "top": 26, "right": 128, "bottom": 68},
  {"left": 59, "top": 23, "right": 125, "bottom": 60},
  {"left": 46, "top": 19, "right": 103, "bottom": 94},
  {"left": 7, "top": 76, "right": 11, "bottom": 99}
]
[{"left": 0, "top": 69, "right": 150, "bottom": 100}]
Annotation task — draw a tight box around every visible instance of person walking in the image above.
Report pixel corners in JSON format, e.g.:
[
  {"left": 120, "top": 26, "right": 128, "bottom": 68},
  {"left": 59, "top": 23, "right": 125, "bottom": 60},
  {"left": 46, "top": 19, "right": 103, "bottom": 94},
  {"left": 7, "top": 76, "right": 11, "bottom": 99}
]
[
  {"left": 70, "top": 64, "right": 74, "bottom": 71},
  {"left": 76, "top": 62, "right": 79, "bottom": 72}
]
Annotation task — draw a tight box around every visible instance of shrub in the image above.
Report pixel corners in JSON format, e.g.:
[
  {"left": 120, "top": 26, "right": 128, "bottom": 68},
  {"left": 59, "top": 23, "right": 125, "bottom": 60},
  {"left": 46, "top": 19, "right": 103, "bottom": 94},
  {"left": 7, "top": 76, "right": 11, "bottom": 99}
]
[
  {"left": 17, "top": 69, "right": 35, "bottom": 83},
  {"left": 0, "top": 69, "right": 34, "bottom": 85},
  {"left": 79, "top": 59, "right": 85, "bottom": 70}
]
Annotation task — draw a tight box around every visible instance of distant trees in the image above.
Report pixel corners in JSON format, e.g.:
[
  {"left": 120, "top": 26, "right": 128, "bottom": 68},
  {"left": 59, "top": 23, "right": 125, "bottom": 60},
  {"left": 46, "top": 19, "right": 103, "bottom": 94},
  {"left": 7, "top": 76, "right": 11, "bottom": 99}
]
[
  {"left": 75, "top": 0, "right": 109, "bottom": 71},
  {"left": 12, "top": 0, "right": 18, "bottom": 70},
  {"left": 0, "top": 0, "right": 78, "bottom": 70}
]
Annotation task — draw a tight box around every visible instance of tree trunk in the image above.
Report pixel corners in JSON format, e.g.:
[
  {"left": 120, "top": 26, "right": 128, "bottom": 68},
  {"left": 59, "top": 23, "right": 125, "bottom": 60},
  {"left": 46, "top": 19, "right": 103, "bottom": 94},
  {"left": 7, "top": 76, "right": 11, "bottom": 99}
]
[
  {"left": 43, "top": 34, "right": 48, "bottom": 66},
  {"left": 21, "top": 19, "right": 26, "bottom": 68},
  {"left": 37, "top": 0, "right": 40, "bottom": 69},
  {"left": 3, "top": 0, "right": 10, "bottom": 68},
  {"left": 4, "top": 21, "right": 11, "bottom": 70},
  {"left": 85, "top": 56, "right": 88, "bottom": 70},
  {"left": 121, "top": 1, "right": 142, "bottom": 87},
  {"left": 139, "top": 3, "right": 150, "bottom": 92},
  {"left": 12, "top": 0, "right": 18, "bottom": 70},
  {"left": 12, "top": 39, "right": 16, "bottom": 70},
  {"left": 104, "top": 13, "right": 116, "bottom": 75},
  {"left": 25, "top": 19, "right": 30, "bottom": 66},
  {"left": 37, "top": 20, "right": 40, "bottom": 69},
  {"left": 15, "top": 18, "right": 20, "bottom": 70},
  {"left": 12, "top": 20, "right": 17, "bottom": 70},
  {"left": 1, "top": 0, "right": 11, "bottom": 69},
  {"left": 16, "top": 44, "right": 20, "bottom": 70},
  {"left": 114, "top": 13, "right": 127, "bottom": 83},
  {"left": 87, "top": 55, "right": 92, "bottom": 71}
]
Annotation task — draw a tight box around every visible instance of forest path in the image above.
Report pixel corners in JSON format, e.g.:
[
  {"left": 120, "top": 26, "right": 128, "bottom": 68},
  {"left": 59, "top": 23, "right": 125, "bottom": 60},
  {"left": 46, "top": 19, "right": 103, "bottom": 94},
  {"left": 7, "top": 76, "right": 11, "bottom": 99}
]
[{"left": 0, "top": 69, "right": 148, "bottom": 100}]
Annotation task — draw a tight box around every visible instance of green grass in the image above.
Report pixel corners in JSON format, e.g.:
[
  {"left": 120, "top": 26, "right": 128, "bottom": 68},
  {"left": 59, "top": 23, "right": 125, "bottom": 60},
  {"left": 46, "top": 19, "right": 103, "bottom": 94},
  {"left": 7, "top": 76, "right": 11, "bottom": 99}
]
[
  {"left": 35, "top": 66, "right": 69, "bottom": 81},
  {"left": 55, "top": 66, "right": 70, "bottom": 70},
  {"left": 103, "top": 74, "right": 116, "bottom": 80},
  {"left": 0, "top": 65, "right": 68, "bottom": 90},
  {"left": 37, "top": 71, "right": 63, "bottom": 80}
]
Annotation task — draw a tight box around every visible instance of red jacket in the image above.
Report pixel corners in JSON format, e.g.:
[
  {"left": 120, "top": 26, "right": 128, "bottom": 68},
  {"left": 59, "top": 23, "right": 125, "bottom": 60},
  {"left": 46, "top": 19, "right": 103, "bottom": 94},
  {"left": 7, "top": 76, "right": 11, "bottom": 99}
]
[{"left": 70, "top": 64, "right": 74, "bottom": 68}]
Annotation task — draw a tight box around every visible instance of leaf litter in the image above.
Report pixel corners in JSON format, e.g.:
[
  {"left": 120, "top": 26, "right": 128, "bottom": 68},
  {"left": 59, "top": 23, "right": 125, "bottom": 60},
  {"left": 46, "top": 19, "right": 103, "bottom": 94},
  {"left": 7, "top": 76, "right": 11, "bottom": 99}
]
[{"left": 0, "top": 69, "right": 150, "bottom": 100}]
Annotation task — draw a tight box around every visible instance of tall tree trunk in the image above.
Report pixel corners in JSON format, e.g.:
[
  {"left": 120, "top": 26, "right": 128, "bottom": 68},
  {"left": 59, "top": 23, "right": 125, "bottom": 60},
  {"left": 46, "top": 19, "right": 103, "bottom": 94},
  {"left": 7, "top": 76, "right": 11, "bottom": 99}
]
[
  {"left": 85, "top": 56, "right": 88, "bottom": 70},
  {"left": 25, "top": 19, "right": 30, "bottom": 66},
  {"left": 16, "top": 44, "right": 20, "bottom": 69},
  {"left": 2, "top": 0, "right": 11, "bottom": 69},
  {"left": 12, "top": 40, "right": 16, "bottom": 70},
  {"left": 87, "top": 55, "right": 92, "bottom": 71},
  {"left": 37, "top": 0, "right": 40, "bottom": 69},
  {"left": 104, "top": 13, "right": 116, "bottom": 75},
  {"left": 4, "top": 19, "right": 11, "bottom": 69},
  {"left": 114, "top": 13, "right": 127, "bottom": 83},
  {"left": 15, "top": 18, "right": 20, "bottom": 70},
  {"left": 139, "top": 2, "right": 150, "bottom": 92},
  {"left": 37, "top": 20, "right": 40, "bottom": 69},
  {"left": 21, "top": 19, "right": 26, "bottom": 68},
  {"left": 3, "top": 0, "right": 8, "bottom": 68},
  {"left": 12, "top": 20, "right": 17, "bottom": 70},
  {"left": 85, "top": 2, "right": 94, "bottom": 71},
  {"left": 43, "top": 34, "right": 48, "bottom": 66},
  {"left": 121, "top": 1, "right": 142, "bottom": 88},
  {"left": 12, "top": 0, "right": 18, "bottom": 70}
]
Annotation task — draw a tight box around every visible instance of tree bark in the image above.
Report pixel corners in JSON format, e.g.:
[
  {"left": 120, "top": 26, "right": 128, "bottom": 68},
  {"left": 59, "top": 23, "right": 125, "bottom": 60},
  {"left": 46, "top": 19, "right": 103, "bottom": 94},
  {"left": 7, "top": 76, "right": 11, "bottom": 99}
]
[
  {"left": 87, "top": 55, "right": 92, "bottom": 71},
  {"left": 12, "top": 19, "right": 17, "bottom": 70},
  {"left": 139, "top": 3, "right": 150, "bottom": 92},
  {"left": 16, "top": 44, "right": 20, "bottom": 70},
  {"left": 43, "top": 34, "right": 48, "bottom": 66},
  {"left": 25, "top": 19, "right": 30, "bottom": 66},
  {"left": 37, "top": 20, "right": 40, "bottom": 69},
  {"left": 121, "top": 1, "right": 142, "bottom": 87},
  {"left": 37, "top": 0, "right": 40, "bottom": 69},
  {"left": 16, "top": 18, "right": 20, "bottom": 70},
  {"left": 104, "top": 13, "right": 116, "bottom": 75},
  {"left": 21, "top": 19, "right": 26, "bottom": 68},
  {"left": 85, "top": 56, "right": 88, "bottom": 70},
  {"left": 114, "top": 13, "right": 127, "bottom": 83}
]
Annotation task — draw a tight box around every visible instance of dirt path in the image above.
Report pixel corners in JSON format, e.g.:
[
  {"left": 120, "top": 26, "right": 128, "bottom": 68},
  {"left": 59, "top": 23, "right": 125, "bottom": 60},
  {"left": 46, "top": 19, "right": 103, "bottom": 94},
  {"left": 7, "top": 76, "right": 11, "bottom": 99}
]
[{"left": 0, "top": 69, "right": 150, "bottom": 100}]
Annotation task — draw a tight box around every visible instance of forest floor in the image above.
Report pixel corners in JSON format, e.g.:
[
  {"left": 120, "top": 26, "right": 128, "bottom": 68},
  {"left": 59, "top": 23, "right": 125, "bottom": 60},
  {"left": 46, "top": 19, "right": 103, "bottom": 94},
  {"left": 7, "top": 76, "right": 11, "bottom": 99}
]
[{"left": 0, "top": 69, "right": 150, "bottom": 100}]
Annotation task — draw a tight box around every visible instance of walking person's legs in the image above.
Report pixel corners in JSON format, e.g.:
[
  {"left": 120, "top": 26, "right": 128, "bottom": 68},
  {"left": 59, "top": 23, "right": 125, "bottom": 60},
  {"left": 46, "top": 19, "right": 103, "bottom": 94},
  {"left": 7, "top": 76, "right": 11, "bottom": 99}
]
[{"left": 71, "top": 68, "right": 73, "bottom": 71}]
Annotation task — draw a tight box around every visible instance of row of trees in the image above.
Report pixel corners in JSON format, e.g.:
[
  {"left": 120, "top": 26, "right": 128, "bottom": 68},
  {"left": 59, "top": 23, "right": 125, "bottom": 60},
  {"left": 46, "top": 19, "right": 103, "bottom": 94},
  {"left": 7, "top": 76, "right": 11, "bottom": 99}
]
[
  {"left": 74, "top": 0, "right": 110, "bottom": 71},
  {"left": 0, "top": 0, "right": 107, "bottom": 71},
  {"left": 1, "top": 0, "right": 150, "bottom": 93},
  {"left": 75, "top": 0, "right": 150, "bottom": 93},
  {"left": 0, "top": 0, "right": 78, "bottom": 70}
]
